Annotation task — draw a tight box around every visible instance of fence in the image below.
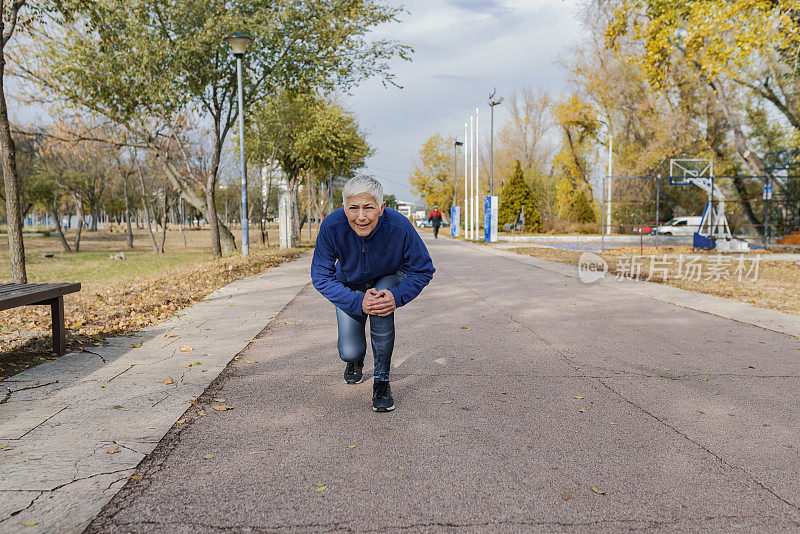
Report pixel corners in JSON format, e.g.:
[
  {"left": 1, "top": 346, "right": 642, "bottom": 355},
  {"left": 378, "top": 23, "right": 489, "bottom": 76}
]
[{"left": 600, "top": 175, "right": 800, "bottom": 243}]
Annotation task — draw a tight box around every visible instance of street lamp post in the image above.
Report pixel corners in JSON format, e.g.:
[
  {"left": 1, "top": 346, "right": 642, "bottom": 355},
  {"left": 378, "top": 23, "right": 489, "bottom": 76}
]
[
  {"left": 488, "top": 89, "right": 504, "bottom": 197},
  {"left": 225, "top": 32, "right": 253, "bottom": 256}
]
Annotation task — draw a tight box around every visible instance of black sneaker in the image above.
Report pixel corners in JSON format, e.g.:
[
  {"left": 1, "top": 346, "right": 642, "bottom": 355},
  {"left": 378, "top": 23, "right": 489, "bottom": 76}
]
[
  {"left": 372, "top": 380, "right": 395, "bottom": 412},
  {"left": 344, "top": 358, "right": 364, "bottom": 384}
]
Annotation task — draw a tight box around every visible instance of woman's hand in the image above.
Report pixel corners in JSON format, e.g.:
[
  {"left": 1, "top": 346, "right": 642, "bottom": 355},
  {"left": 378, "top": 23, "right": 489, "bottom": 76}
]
[{"left": 363, "top": 288, "right": 396, "bottom": 317}]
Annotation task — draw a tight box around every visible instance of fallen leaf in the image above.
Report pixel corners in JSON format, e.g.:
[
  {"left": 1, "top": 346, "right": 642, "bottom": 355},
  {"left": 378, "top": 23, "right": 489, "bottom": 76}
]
[
  {"left": 203, "top": 454, "right": 214, "bottom": 459},
  {"left": 664, "top": 368, "right": 670, "bottom": 371},
  {"left": 183, "top": 363, "right": 193, "bottom": 368},
  {"left": 229, "top": 302, "right": 236, "bottom": 306},
  {"left": 314, "top": 483, "right": 326, "bottom": 486},
  {"left": 100, "top": 384, "right": 106, "bottom": 388},
  {"left": 189, "top": 400, "right": 198, "bottom": 405},
  {"left": 573, "top": 365, "right": 580, "bottom": 370},
  {"left": 107, "top": 444, "right": 119, "bottom": 454},
  {"left": 346, "top": 444, "right": 357, "bottom": 449},
  {"left": 0, "top": 445, "right": 8, "bottom": 450},
  {"left": 573, "top": 395, "right": 584, "bottom": 399},
  {"left": 193, "top": 362, "right": 201, "bottom": 366},
  {"left": 701, "top": 378, "right": 709, "bottom": 382},
  {"left": 561, "top": 492, "right": 571, "bottom": 501},
  {"left": 747, "top": 365, "right": 755, "bottom": 369},
  {"left": 713, "top": 392, "right": 720, "bottom": 395},
  {"left": 441, "top": 400, "right": 454, "bottom": 404},
  {"left": 179, "top": 345, "right": 192, "bottom": 352},
  {"left": 397, "top": 466, "right": 405, "bottom": 471},
  {"left": 22, "top": 521, "right": 38, "bottom": 526},
  {"left": 609, "top": 421, "right": 618, "bottom": 425},
  {"left": 313, "top": 413, "right": 325, "bottom": 417},
  {"left": 579, "top": 408, "right": 586, "bottom": 413},
  {"left": 198, "top": 411, "right": 206, "bottom": 416},
  {"left": 433, "top": 389, "right": 441, "bottom": 393},
  {"left": 128, "top": 475, "right": 143, "bottom": 480},
  {"left": 303, "top": 380, "right": 310, "bottom": 383},
  {"left": 460, "top": 326, "right": 470, "bottom": 330},
  {"left": 176, "top": 419, "right": 185, "bottom": 424},
  {"left": 591, "top": 486, "right": 606, "bottom": 495},
  {"left": 165, "top": 333, "right": 176, "bottom": 338},
  {"left": 213, "top": 405, "right": 233, "bottom": 411},
  {"left": 113, "top": 405, "right": 123, "bottom": 409},
  {"left": 245, "top": 360, "right": 258, "bottom": 364},
  {"left": 164, "top": 376, "right": 174, "bottom": 385},
  {"left": 315, "top": 485, "right": 327, "bottom": 492},
  {"left": 213, "top": 398, "right": 226, "bottom": 403}
]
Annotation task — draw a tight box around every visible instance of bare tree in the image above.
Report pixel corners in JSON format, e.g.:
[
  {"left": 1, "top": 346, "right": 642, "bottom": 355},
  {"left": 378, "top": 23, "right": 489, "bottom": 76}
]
[{"left": 1, "top": 0, "right": 28, "bottom": 282}]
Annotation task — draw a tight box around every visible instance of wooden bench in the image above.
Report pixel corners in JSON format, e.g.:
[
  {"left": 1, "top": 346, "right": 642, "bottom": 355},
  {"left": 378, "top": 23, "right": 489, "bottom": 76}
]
[{"left": 0, "top": 283, "right": 82, "bottom": 355}]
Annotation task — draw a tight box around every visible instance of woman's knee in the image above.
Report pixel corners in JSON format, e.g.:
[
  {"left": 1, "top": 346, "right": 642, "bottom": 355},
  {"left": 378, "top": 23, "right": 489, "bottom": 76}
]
[
  {"left": 338, "top": 339, "right": 366, "bottom": 362},
  {"left": 374, "top": 271, "right": 406, "bottom": 292}
]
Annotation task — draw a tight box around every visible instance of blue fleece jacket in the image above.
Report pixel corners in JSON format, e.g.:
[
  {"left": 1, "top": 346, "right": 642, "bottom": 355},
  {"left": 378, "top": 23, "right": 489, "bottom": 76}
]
[{"left": 311, "top": 207, "right": 435, "bottom": 316}]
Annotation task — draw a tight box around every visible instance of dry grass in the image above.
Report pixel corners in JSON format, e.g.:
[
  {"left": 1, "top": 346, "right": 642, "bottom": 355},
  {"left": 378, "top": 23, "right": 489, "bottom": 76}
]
[
  {"left": 512, "top": 245, "right": 800, "bottom": 316},
  {"left": 0, "top": 224, "right": 316, "bottom": 379}
]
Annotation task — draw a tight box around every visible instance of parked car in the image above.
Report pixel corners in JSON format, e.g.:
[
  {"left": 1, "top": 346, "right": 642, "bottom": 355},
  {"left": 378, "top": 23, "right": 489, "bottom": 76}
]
[
  {"left": 633, "top": 221, "right": 663, "bottom": 235},
  {"left": 415, "top": 219, "right": 449, "bottom": 228},
  {"left": 652, "top": 216, "right": 702, "bottom": 236}
]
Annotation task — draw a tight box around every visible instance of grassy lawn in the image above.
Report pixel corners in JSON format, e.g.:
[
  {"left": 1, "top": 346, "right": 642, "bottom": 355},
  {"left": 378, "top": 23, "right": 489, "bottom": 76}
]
[
  {"left": 510, "top": 245, "right": 800, "bottom": 316},
  {"left": 1, "top": 224, "right": 318, "bottom": 379}
]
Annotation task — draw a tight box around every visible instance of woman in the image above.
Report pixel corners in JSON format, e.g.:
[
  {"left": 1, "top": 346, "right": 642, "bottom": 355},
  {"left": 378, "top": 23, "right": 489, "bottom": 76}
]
[
  {"left": 311, "top": 176, "right": 435, "bottom": 412},
  {"left": 428, "top": 205, "right": 443, "bottom": 239}
]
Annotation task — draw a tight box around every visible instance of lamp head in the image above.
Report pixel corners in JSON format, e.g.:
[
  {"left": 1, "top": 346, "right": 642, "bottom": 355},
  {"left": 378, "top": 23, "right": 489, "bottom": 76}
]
[
  {"left": 225, "top": 32, "right": 253, "bottom": 56},
  {"left": 455, "top": 141, "right": 463, "bottom": 147}
]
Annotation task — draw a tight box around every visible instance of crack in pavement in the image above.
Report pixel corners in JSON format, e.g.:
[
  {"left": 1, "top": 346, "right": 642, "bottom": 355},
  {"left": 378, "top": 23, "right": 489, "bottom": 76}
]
[
  {"left": 80, "top": 349, "right": 107, "bottom": 363},
  {"left": 445, "top": 260, "right": 800, "bottom": 515},
  {"left": 0, "top": 491, "right": 45, "bottom": 525},
  {"left": 106, "top": 365, "right": 135, "bottom": 383},
  {"left": 0, "top": 381, "right": 60, "bottom": 405},
  {"left": 15, "top": 405, "right": 68, "bottom": 440},
  {"left": 596, "top": 377, "right": 800, "bottom": 514}
]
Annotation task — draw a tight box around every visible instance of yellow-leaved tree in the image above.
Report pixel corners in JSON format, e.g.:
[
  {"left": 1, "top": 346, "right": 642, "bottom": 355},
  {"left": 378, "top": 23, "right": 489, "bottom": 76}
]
[{"left": 409, "top": 134, "right": 455, "bottom": 215}]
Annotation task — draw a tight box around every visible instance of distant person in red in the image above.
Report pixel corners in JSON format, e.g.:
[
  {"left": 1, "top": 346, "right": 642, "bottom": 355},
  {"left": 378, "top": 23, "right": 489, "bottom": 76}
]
[{"left": 428, "top": 205, "right": 443, "bottom": 239}]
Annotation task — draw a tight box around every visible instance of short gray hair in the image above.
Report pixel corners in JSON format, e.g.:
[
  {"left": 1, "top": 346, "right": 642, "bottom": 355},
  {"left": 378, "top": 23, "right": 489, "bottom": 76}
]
[{"left": 342, "top": 176, "right": 384, "bottom": 206}]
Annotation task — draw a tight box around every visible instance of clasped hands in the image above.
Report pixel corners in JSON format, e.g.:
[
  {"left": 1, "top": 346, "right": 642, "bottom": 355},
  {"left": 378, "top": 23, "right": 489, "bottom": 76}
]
[{"left": 361, "top": 288, "right": 396, "bottom": 317}]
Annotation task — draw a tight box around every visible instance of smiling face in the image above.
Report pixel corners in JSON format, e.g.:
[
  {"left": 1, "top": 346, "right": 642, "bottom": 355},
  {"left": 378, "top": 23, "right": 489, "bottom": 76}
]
[{"left": 344, "top": 192, "right": 385, "bottom": 237}]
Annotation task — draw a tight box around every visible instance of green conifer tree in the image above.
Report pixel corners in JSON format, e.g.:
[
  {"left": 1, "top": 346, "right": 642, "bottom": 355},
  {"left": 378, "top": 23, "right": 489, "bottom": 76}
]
[
  {"left": 569, "top": 188, "right": 596, "bottom": 223},
  {"left": 499, "top": 160, "right": 542, "bottom": 232}
]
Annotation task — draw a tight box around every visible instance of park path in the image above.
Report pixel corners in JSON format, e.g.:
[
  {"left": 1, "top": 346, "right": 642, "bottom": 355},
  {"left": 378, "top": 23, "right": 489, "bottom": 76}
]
[
  {"left": 83, "top": 232, "right": 800, "bottom": 532},
  {"left": 0, "top": 255, "right": 312, "bottom": 534}
]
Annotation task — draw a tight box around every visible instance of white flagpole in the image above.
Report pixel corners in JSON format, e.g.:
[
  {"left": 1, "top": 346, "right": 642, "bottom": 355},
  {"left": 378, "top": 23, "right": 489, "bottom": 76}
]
[
  {"left": 474, "top": 107, "right": 480, "bottom": 240},
  {"left": 464, "top": 121, "right": 469, "bottom": 240},
  {"left": 468, "top": 115, "right": 474, "bottom": 240}
]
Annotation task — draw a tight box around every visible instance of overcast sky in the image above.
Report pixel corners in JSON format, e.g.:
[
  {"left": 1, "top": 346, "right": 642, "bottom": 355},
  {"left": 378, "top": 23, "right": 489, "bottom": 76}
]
[{"left": 343, "top": 0, "right": 585, "bottom": 202}]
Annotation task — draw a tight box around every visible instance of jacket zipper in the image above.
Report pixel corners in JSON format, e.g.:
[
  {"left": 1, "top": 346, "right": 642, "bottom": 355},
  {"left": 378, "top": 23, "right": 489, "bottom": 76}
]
[{"left": 361, "top": 239, "right": 367, "bottom": 274}]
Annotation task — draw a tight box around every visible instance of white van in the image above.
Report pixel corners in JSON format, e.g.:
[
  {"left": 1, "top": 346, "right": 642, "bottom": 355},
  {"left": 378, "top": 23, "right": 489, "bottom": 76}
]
[{"left": 653, "top": 216, "right": 702, "bottom": 236}]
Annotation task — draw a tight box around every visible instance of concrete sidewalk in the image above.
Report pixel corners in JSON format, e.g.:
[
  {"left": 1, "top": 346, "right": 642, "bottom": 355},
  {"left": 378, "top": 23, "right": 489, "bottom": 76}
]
[
  {"left": 86, "top": 234, "right": 800, "bottom": 532},
  {"left": 0, "top": 254, "right": 312, "bottom": 533}
]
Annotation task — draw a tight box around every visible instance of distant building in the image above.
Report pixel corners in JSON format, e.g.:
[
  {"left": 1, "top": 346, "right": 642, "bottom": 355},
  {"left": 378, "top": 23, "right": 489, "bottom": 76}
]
[{"left": 395, "top": 201, "right": 412, "bottom": 218}]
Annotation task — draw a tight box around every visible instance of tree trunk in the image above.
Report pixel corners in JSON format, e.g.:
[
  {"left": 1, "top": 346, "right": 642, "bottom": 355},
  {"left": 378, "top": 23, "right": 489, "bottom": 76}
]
[
  {"left": 159, "top": 189, "right": 167, "bottom": 253},
  {"left": 50, "top": 200, "right": 71, "bottom": 252},
  {"left": 159, "top": 160, "right": 237, "bottom": 254},
  {"left": 73, "top": 192, "right": 84, "bottom": 252},
  {"left": 708, "top": 80, "right": 765, "bottom": 236},
  {"left": 0, "top": 42, "right": 26, "bottom": 282},
  {"left": 90, "top": 201, "right": 99, "bottom": 231},
  {"left": 205, "top": 182, "right": 223, "bottom": 256},
  {"left": 122, "top": 174, "right": 134, "bottom": 248},
  {"left": 136, "top": 160, "right": 160, "bottom": 253}
]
